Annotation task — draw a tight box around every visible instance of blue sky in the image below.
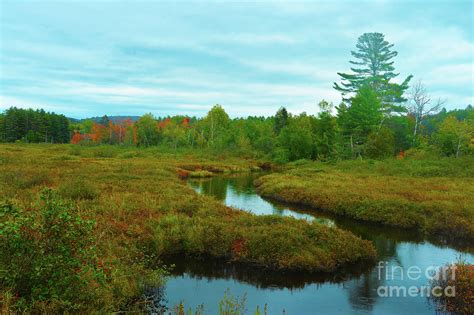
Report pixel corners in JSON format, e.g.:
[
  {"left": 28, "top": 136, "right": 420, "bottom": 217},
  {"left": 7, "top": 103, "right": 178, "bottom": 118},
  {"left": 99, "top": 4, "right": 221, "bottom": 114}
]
[{"left": 0, "top": 0, "right": 473, "bottom": 118}]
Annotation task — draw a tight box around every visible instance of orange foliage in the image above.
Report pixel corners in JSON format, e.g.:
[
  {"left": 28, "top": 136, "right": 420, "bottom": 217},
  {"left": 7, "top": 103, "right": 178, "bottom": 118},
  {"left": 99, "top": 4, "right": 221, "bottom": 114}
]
[
  {"left": 231, "top": 238, "right": 246, "bottom": 257},
  {"left": 158, "top": 118, "right": 171, "bottom": 130},
  {"left": 72, "top": 119, "right": 138, "bottom": 145},
  {"left": 177, "top": 169, "right": 190, "bottom": 179},
  {"left": 71, "top": 132, "right": 93, "bottom": 144},
  {"left": 90, "top": 123, "right": 107, "bottom": 143},
  {"left": 182, "top": 117, "right": 190, "bottom": 127},
  {"left": 71, "top": 132, "right": 83, "bottom": 144}
]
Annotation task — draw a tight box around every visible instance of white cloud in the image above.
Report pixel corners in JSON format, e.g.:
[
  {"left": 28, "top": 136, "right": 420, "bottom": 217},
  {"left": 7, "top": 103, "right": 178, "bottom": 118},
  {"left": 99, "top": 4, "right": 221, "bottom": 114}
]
[
  {"left": 1, "top": 1, "right": 472, "bottom": 117},
  {"left": 244, "top": 60, "right": 340, "bottom": 82},
  {"left": 0, "top": 95, "right": 89, "bottom": 115},
  {"left": 212, "top": 33, "right": 299, "bottom": 45},
  {"left": 426, "top": 63, "right": 474, "bottom": 86}
]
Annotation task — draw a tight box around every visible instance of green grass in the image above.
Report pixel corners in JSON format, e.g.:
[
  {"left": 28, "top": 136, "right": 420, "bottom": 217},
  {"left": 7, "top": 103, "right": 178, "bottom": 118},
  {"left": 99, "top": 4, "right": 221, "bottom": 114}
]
[
  {"left": 255, "top": 157, "right": 474, "bottom": 243},
  {"left": 0, "top": 144, "right": 376, "bottom": 312},
  {"left": 188, "top": 170, "right": 215, "bottom": 178},
  {"left": 59, "top": 177, "right": 100, "bottom": 200}
]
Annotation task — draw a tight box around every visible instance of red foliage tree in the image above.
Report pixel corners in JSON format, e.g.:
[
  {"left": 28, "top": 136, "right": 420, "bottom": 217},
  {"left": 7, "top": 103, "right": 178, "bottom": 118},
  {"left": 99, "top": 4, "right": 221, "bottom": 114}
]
[{"left": 71, "top": 132, "right": 83, "bottom": 144}]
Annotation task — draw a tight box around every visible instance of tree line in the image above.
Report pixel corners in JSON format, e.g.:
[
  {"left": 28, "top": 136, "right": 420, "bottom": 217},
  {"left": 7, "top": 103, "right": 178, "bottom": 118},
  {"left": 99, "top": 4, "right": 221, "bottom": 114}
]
[
  {"left": 0, "top": 107, "right": 69, "bottom": 143},
  {"left": 0, "top": 32, "right": 472, "bottom": 159}
]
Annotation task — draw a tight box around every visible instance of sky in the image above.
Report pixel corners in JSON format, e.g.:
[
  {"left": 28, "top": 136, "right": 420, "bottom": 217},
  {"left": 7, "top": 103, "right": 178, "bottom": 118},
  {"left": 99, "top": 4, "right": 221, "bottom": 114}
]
[{"left": 0, "top": 0, "right": 473, "bottom": 119}]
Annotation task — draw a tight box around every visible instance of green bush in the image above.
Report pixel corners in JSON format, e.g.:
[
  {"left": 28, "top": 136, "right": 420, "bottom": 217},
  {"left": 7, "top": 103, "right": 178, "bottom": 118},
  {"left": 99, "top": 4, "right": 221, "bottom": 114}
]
[
  {"left": 59, "top": 177, "right": 99, "bottom": 200},
  {"left": 51, "top": 154, "right": 78, "bottom": 161},
  {"left": 189, "top": 170, "right": 214, "bottom": 178},
  {"left": 91, "top": 146, "right": 118, "bottom": 158},
  {"left": 68, "top": 145, "right": 82, "bottom": 156},
  {"left": 118, "top": 151, "right": 137, "bottom": 159},
  {"left": 272, "top": 148, "right": 290, "bottom": 164},
  {"left": 0, "top": 189, "right": 107, "bottom": 311},
  {"left": 0, "top": 155, "right": 11, "bottom": 165},
  {"left": 365, "top": 127, "right": 395, "bottom": 159},
  {"left": 8, "top": 171, "right": 50, "bottom": 189}
]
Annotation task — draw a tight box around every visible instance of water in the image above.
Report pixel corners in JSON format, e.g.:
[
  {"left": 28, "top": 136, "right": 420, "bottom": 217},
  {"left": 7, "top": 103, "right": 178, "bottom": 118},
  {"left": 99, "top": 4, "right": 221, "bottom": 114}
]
[{"left": 163, "top": 173, "right": 473, "bottom": 314}]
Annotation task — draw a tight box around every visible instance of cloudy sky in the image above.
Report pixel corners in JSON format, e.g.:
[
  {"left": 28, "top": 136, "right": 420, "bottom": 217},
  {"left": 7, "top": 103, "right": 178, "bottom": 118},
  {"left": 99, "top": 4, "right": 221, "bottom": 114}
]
[{"left": 0, "top": 0, "right": 472, "bottom": 118}]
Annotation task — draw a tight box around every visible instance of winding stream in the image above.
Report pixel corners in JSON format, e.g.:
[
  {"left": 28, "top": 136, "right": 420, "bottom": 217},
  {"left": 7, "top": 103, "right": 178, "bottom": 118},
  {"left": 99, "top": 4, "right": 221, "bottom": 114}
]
[{"left": 163, "top": 173, "right": 473, "bottom": 314}]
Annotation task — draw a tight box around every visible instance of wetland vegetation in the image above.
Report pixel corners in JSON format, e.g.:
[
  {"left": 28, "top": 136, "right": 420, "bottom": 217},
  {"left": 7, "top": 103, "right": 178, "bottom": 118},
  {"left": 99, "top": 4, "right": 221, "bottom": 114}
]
[{"left": 0, "top": 28, "right": 473, "bottom": 314}]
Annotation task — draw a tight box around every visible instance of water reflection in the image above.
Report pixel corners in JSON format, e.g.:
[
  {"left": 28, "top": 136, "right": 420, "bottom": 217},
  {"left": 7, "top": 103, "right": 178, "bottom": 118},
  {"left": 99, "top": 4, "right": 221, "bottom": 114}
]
[
  {"left": 189, "top": 174, "right": 333, "bottom": 224},
  {"left": 163, "top": 255, "right": 367, "bottom": 290},
  {"left": 163, "top": 173, "right": 473, "bottom": 314}
]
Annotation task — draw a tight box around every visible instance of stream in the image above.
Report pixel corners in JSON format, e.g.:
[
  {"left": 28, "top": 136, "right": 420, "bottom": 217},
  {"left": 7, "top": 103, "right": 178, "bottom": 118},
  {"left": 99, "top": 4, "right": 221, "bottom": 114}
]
[{"left": 162, "top": 173, "right": 473, "bottom": 314}]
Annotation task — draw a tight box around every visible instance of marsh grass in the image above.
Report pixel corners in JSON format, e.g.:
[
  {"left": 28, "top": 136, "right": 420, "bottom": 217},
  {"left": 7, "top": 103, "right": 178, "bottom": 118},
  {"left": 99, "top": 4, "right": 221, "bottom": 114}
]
[
  {"left": 255, "top": 157, "right": 474, "bottom": 243},
  {"left": 68, "top": 145, "right": 82, "bottom": 156},
  {"left": 170, "top": 289, "right": 268, "bottom": 315},
  {"left": 0, "top": 170, "right": 51, "bottom": 189},
  {"left": 51, "top": 154, "right": 79, "bottom": 161},
  {"left": 189, "top": 170, "right": 214, "bottom": 178},
  {"left": 59, "top": 177, "right": 99, "bottom": 200},
  {"left": 91, "top": 146, "right": 119, "bottom": 158}
]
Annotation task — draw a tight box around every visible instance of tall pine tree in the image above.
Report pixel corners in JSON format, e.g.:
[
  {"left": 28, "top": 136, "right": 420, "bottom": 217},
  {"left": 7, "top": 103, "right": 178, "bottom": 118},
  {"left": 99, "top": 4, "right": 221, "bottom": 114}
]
[{"left": 334, "top": 32, "right": 412, "bottom": 116}]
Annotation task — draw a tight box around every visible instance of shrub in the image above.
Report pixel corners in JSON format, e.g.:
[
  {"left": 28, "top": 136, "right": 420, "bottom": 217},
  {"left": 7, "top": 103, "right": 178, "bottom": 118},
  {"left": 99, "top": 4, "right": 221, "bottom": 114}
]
[
  {"left": 403, "top": 148, "right": 430, "bottom": 160},
  {"left": 0, "top": 189, "right": 107, "bottom": 311},
  {"left": 52, "top": 154, "right": 78, "bottom": 161},
  {"left": 218, "top": 289, "right": 247, "bottom": 315},
  {"left": 288, "top": 159, "right": 313, "bottom": 167},
  {"left": 429, "top": 260, "right": 474, "bottom": 314},
  {"left": 68, "top": 145, "right": 82, "bottom": 156},
  {"left": 92, "top": 146, "right": 118, "bottom": 158},
  {"left": 189, "top": 170, "right": 214, "bottom": 178},
  {"left": 59, "top": 177, "right": 99, "bottom": 200},
  {"left": 0, "top": 155, "right": 11, "bottom": 165},
  {"left": 170, "top": 290, "right": 250, "bottom": 315},
  {"left": 10, "top": 171, "right": 50, "bottom": 189},
  {"left": 118, "top": 152, "right": 137, "bottom": 159},
  {"left": 272, "top": 148, "right": 290, "bottom": 164},
  {"left": 365, "top": 127, "right": 395, "bottom": 159}
]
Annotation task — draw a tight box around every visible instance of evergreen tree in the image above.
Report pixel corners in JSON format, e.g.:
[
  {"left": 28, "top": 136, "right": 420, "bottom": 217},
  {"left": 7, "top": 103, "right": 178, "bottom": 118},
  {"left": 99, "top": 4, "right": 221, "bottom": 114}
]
[
  {"left": 0, "top": 107, "right": 70, "bottom": 143},
  {"left": 274, "top": 107, "right": 289, "bottom": 135},
  {"left": 338, "top": 85, "right": 383, "bottom": 157},
  {"left": 334, "top": 32, "right": 412, "bottom": 115},
  {"left": 99, "top": 115, "right": 110, "bottom": 127},
  {"left": 314, "top": 100, "right": 337, "bottom": 159},
  {"left": 0, "top": 113, "right": 5, "bottom": 142}
]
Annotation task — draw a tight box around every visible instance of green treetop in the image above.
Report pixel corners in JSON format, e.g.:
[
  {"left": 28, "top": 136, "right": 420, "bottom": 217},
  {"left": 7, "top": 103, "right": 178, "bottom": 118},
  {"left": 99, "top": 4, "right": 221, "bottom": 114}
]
[{"left": 334, "top": 32, "right": 412, "bottom": 114}]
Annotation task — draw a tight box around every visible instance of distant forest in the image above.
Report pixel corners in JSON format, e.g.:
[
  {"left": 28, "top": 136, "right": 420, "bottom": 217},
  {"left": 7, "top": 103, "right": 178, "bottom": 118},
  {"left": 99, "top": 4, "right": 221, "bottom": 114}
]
[
  {"left": 0, "top": 108, "right": 69, "bottom": 144},
  {"left": 1, "top": 32, "right": 473, "bottom": 160},
  {"left": 0, "top": 104, "right": 472, "bottom": 161}
]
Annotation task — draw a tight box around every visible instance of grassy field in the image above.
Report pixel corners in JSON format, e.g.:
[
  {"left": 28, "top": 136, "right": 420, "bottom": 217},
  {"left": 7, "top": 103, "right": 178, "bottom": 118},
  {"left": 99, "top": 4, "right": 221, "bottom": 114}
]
[
  {"left": 255, "top": 157, "right": 474, "bottom": 245},
  {"left": 0, "top": 144, "right": 376, "bottom": 312}
]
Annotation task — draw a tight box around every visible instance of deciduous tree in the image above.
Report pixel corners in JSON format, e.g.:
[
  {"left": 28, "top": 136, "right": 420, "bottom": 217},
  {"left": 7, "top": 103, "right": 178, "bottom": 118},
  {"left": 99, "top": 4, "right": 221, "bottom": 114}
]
[{"left": 406, "top": 80, "right": 445, "bottom": 145}]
